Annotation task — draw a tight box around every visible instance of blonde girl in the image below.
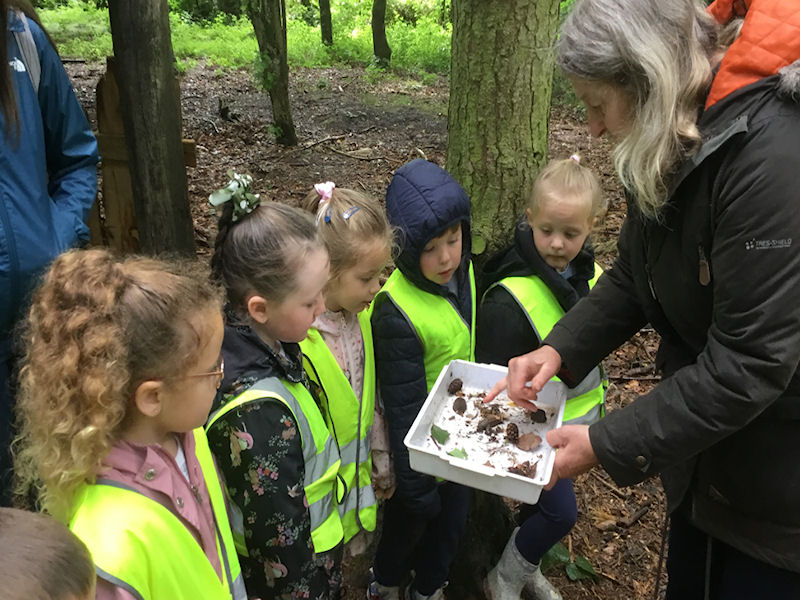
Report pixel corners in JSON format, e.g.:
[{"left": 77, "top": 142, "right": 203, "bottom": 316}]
[
  {"left": 478, "top": 155, "right": 606, "bottom": 599},
  {"left": 14, "top": 248, "right": 245, "bottom": 600},
  {"left": 300, "top": 182, "right": 395, "bottom": 556},
  {"left": 205, "top": 173, "right": 343, "bottom": 599}
]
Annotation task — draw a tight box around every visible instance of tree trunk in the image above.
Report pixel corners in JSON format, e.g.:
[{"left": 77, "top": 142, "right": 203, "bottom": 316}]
[
  {"left": 447, "top": 0, "right": 560, "bottom": 260},
  {"left": 107, "top": 0, "right": 195, "bottom": 255},
  {"left": 371, "top": 0, "right": 391, "bottom": 67},
  {"left": 448, "top": 490, "right": 518, "bottom": 599},
  {"left": 245, "top": 0, "right": 298, "bottom": 146},
  {"left": 439, "top": 0, "right": 450, "bottom": 26},
  {"left": 319, "top": 0, "right": 332, "bottom": 46},
  {"left": 446, "top": 1, "right": 561, "bottom": 596}
]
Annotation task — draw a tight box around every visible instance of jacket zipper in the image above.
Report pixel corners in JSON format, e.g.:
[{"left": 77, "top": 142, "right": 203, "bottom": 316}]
[
  {"left": 0, "top": 191, "right": 20, "bottom": 333},
  {"left": 645, "top": 263, "right": 658, "bottom": 301},
  {"left": 698, "top": 244, "right": 711, "bottom": 286}
]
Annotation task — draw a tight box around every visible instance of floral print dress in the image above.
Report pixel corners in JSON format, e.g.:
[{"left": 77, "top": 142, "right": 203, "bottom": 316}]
[{"left": 207, "top": 318, "right": 342, "bottom": 600}]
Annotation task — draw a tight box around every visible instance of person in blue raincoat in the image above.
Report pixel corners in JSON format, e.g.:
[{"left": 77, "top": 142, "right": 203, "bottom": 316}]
[{"left": 0, "top": 1, "right": 99, "bottom": 505}]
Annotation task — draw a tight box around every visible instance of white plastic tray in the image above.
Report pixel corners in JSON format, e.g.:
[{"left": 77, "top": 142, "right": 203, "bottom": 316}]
[{"left": 404, "top": 359, "right": 566, "bottom": 504}]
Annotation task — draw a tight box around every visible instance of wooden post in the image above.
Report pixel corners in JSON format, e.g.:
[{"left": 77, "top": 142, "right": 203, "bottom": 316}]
[
  {"left": 90, "top": 57, "right": 197, "bottom": 253},
  {"left": 92, "top": 57, "right": 138, "bottom": 252},
  {"left": 107, "top": 0, "right": 196, "bottom": 255}
]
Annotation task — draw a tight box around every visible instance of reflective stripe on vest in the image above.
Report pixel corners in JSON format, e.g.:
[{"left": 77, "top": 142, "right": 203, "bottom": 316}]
[
  {"left": 377, "top": 263, "right": 476, "bottom": 392},
  {"left": 300, "top": 309, "right": 378, "bottom": 542},
  {"left": 206, "top": 377, "right": 344, "bottom": 553},
  {"left": 69, "top": 429, "right": 244, "bottom": 600},
  {"left": 487, "top": 263, "right": 605, "bottom": 423}
]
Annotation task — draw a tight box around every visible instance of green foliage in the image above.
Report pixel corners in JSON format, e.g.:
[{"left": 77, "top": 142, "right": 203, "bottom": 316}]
[
  {"left": 40, "top": 2, "right": 257, "bottom": 69},
  {"left": 550, "top": 68, "right": 584, "bottom": 112},
  {"left": 387, "top": 15, "right": 450, "bottom": 74},
  {"left": 254, "top": 53, "right": 278, "bottom": 90},
  {"left": 286, "top": 0, "right": 450, "bottom": 74},
  {"left": 167, "top": 0, "right": 243, "bottom": 23},
  {"left": 558, "top": 0, "right": 576, "bottom": 18},
  {"left": 170, "top": 13, "right": 257, "bottom": 69},
  {"left": 40, "top": 0, "right": 456, "bottom": 77},
  {"left": 39, "top": 1, "right": 112, "bottom": 61},
  {"left": 541, "top": 542, "right": 598, "bottom": 582}
]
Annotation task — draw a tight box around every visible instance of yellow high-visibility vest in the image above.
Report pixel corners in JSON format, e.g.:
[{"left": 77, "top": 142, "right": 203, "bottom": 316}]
[
  {"left": 301, "top": 309, "right": 378, "bottom": 543},
  {"left": 69, "top": 428, "right": 245, "bottom": 600},
  {"left": 376, "top": 263, "right": 476, "bottom": 392},
  {"left": 486, "top": 263, "right": 606, "bottom": 424},
  {"left": 206, "top": 376, "right": 344, "bottom": 553}
]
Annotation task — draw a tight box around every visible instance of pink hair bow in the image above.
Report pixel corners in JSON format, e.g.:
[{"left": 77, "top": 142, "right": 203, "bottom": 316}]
[{"left": 315, "top": 181, "right": 336, "bottom": 205}]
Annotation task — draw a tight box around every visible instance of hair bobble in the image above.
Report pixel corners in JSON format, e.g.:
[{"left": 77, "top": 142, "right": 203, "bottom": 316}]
[
  {"left": 315, "top": 181, "right": 336, "bottom": 204},
  {"left": 570, "top": 154, "right": 581, "bottom": 164},
  {"left": 209, "top": 171, "right": 261, "bottom": 222},
  {"left": 314, "top": 181, "right": 336, "bottom": 224}
]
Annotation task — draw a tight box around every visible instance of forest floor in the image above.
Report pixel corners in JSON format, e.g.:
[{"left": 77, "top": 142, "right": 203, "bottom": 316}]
[{"left": 67, "top": 61, "right": 666, "bottom": 600}]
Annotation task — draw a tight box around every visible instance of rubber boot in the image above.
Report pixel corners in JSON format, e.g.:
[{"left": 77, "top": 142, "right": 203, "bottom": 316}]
[
  {"left": 523, "top": 568, "right": 562, "bottom": 600},
  {"left": 485, "top": 528, "right": 562, "bottom": 600}
]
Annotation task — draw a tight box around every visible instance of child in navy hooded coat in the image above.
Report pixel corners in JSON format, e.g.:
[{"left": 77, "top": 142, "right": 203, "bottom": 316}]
[{"left": 368, "top": 159, "right": 474, "bottom": 600}]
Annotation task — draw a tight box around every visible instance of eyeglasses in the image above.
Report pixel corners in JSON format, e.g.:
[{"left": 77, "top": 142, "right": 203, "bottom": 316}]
[{"left": 185, "top": 358, "right": 225, "bottom": 390}]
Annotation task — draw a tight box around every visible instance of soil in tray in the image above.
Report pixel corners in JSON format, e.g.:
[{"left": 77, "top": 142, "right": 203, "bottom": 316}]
[{"left": 427, "top": 386, "right": 558, "bottom": 480}]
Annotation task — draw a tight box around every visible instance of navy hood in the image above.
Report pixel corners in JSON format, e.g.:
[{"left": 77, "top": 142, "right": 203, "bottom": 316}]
[{"left": 386, "top": 159, "right": 472, "bottom": 287}]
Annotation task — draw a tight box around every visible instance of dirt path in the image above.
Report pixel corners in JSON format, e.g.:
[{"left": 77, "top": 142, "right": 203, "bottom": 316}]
[{"left": 67, "top": 62, "right": 666, "bottom": 600}]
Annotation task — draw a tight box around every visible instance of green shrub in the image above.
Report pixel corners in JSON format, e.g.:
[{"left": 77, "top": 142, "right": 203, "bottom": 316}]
[
  {"left": 386, "top": 15, "right": 450, "bottom": 74},
  {"left": 170, "top": 13, "right": 257, "bottom": 69},
  {"left": 41, "top": 0, "right": 449, "bottom": 77},
  {"left": 39, "top": 1, "right": 111, "bottom": 60}
]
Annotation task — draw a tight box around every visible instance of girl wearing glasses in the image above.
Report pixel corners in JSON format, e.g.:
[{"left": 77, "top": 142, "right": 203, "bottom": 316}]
[{"left": 14, "top": 248, "right": 246, "bottom": 600}]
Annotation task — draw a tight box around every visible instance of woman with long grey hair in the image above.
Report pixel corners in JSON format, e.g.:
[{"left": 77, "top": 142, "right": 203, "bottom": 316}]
[{"left": 486, "top": 0, "right": 800, "bottom": 597}]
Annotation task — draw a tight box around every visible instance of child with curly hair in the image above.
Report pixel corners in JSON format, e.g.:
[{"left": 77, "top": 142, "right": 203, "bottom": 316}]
[{"left": 14, "top": 248, "right": 245, "bottom": 600}]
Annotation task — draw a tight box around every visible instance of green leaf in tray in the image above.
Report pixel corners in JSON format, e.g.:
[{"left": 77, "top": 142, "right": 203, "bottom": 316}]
[
  {"left": 447, "top": 447, "right": 468, "bottom": 460},
  {"left": 430, "top": 424, "right": 450, "bottom": 444}
]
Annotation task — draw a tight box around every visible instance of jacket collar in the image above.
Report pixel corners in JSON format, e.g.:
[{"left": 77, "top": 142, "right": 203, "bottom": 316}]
[
  {"left": 481, "top": 220, "right": 595, "bottom": 312},
  {"left": 218, "top": 307, "right": 305, "bottom": 396}
]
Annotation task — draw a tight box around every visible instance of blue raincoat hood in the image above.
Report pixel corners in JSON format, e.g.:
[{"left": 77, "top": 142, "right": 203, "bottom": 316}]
[{"left": 385, "top": 159, "right": 472, "bottom": 288}]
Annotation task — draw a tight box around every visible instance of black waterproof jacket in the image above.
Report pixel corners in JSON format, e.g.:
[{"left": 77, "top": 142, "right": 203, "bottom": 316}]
[
  {"left": 546, "top": 63, "right": 800, "bottom": 572},
  {"left": 371, "top": 159, "right": 473, "bottom": 516}
]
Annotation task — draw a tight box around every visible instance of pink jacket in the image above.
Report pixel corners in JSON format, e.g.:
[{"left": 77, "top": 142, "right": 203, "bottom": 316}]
[{"left": 94, "top": 433, "right": 223, "bottom": 600}]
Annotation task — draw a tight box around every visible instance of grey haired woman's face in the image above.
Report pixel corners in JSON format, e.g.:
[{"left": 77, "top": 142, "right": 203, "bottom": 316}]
[{"left": 569, "top": 76, "right": 634, "bottom": 141}]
